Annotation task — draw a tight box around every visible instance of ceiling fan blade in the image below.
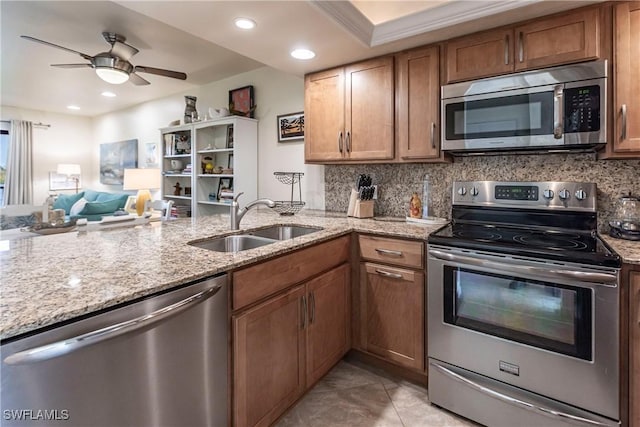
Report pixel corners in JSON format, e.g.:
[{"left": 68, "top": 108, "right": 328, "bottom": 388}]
[
  {"left": 21, "top": 35, "right": 93, "bottom": 61},
  {"left": 134, "top": 65, "right": 187, "bottom": 81},
  {"left": 129, "top": 72, "right": 150, "bottom": 86},
  {"left": 111, "top": 41, "right": 138, "bottom": 61},
  {"left": 51, "top": 63, "right": 93, "bottom": 69}
]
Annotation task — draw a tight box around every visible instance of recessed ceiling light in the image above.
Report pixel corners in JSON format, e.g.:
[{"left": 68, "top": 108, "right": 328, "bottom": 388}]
[
  {"left": 101, "top": 91, "right": 116, "bottom": 97},
  {"left": 234, "top": 18, "right": 256, "bottom": 30},
  {"left": 291, "top": 48, "right": 316, "bottom": 60},
  {"left": 67, "top": 105, "right": 80, "bottom": 110}
]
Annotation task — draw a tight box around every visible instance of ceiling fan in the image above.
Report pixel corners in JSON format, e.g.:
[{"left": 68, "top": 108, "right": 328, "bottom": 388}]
[{"left": 20, "top": 32, "right": 187, "bottom": 85}]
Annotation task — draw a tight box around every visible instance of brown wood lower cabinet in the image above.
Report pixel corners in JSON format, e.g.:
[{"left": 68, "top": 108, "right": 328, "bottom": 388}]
[
  {"left": 631, "top": 270, "right": 640, "bottom": 427},
  {"left": 232, "top": 259, "right": 350, "bottom": 427},
  {"left": 359, "top": 262, "right": 425, "bottom": 371}
]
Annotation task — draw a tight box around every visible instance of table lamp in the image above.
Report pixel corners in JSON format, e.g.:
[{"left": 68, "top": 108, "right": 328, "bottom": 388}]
[
  {"left": 56, "top": 164, "right": 81, "bottom": 193},
  {"left": 123, "top": 168, "right": 161, "bottom": 216}
]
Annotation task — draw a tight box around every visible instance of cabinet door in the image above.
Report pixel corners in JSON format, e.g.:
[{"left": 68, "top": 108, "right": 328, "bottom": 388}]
[
  {"left": 514, "top": 8, "right": 599, "bottom": 72},
  {"left": 345, "top": 57, "right": 395, "bottom": 160},
  {"left": 445, "top": 28, "right": 513, "bottom": 83},
  {"left": 396, "top": 46, "right": 441, "bottom": 161},
  {"left": 631, "top": 271, "right": 640, "bottom": 427},
  {"left": 304, "top": 67, "right": 345, "bottom": 162},
  {"left": 360, "top": 262, "right": 425, "bottom": 371},
  {"left": 233, "top": 285, "right": 306, "bottom": 427},
  {"left": 306, "top": 263, "right": 350, "bottom": 386},
  {"left": 614, "top": 2, "right": 640, "bottom": 153}
]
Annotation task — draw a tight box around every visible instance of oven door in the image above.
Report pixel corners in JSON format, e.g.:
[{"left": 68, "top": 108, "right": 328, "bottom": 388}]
[{"left": 427, "top": 245, "right": 619, "bottom": 421}]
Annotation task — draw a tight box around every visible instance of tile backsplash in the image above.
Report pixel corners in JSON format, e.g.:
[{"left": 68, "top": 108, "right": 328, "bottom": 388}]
[{"left": 324, "top": 153, "right": 640, "bottom": 232}]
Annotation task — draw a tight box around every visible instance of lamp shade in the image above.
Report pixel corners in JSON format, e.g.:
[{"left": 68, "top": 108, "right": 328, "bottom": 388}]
[
  {"left": 123, "top": 168, "right": 161, "bottom": 190},
  {"left": 57, "top": 163, "right": 81, "bottom": 176}
]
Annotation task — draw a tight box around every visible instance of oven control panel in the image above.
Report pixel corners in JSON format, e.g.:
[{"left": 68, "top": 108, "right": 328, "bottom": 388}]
[{"left": 453, "top": 181, "right": 597, "bottom": 211}]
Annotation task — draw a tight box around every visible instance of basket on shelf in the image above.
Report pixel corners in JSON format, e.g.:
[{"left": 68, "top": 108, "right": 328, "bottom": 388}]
[{"left": 271, "top": 172, "right": 305, "bottom": 216}]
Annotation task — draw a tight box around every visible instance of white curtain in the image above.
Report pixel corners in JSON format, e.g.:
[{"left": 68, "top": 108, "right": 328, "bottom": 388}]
[{"left": 4, "top": 120, "right": 33, "bottom": 205}]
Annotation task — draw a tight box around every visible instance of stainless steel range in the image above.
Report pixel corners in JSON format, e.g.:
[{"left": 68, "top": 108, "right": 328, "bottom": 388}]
[{"left": 427, "top": 181, "right": 622, "bottom": 427}]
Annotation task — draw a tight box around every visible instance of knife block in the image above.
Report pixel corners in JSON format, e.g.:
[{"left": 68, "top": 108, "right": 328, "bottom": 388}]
[
  {"left": 347, "top": 190, "right": 374, "bottom": 218},
  {"left": 353, "top": 200, "right": 374, "bottom": 218}
]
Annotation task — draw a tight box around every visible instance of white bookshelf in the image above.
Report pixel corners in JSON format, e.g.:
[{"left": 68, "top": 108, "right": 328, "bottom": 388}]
[{"left": 160, "top": 116, "right": 258, "bottom": 218}]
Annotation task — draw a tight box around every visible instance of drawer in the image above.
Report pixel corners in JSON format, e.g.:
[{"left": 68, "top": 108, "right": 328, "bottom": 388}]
[
  {"left": 232, "top": 235, "right": 350, "bottom": 311},
  {"left": 358, "top": 234, "right": 424, "bottom": 269}
]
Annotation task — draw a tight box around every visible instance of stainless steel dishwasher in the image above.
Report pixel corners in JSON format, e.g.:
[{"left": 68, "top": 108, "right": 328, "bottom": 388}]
[{"left": 1, "top": 274, "right": 227, "bottom": 427}]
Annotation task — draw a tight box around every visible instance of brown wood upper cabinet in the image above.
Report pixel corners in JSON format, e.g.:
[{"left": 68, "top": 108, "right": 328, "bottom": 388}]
[
  {"left": 305, "top": 57, "right": 395, "bottom": 162},
  {"left": 445, "top": 7, "right": 600, "bottom": 83},
  {"left": 613, "top": 1, "right": 640, "bottom": 154},
  {"left": 396, "top": 46, "right": 441, "bottom": 161}
]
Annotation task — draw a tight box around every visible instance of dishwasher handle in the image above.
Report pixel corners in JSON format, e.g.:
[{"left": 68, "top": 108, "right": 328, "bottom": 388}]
[{"left": 4, "top": 283, "right": 222, "bottom": 365}]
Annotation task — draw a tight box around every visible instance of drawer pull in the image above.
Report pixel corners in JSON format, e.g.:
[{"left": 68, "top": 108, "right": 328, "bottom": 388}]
[
  {"left": 301, "top": 295, "right": 307, "bottom": 329},
  {"left": 309, "top": 292, "right": 316, "bottom": 325},
  {"left": 375, "top": 248, "right": 403, "bottom": 257},
  {"left": 375, "top": 269, "right": 403, "bottom": 279}
]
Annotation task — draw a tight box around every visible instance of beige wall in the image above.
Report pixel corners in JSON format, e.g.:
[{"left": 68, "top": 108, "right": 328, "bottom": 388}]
[
  {"left": 92, "top": 66, "right": 325, "bottom": 209},
  {"left": 0, "top": 106, "right": 93, "bottom": 204}
]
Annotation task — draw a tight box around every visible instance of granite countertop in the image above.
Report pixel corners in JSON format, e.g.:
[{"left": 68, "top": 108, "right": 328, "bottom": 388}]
[
  {"left": 2, "top": 209, "right": 638, "bottom": 342},
  {"left": 0, "top": 210, "right": 444, "bottom": 341}
]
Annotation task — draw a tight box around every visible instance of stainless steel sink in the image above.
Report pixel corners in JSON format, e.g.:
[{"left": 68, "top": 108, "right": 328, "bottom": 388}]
[
  {"left": 189, "top": 235, "right": 276, "bottom": 253},
  {"left": 248, "top": 225, "right": 322, "bottom": 240}
]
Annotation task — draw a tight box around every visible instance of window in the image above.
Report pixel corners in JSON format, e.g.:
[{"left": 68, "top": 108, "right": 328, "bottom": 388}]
[{"left": 0, "top": 125, "right": 9, "bottom": 205}]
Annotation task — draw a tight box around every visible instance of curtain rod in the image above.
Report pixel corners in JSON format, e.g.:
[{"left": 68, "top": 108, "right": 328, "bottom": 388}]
[{"left": 0, "top": 119, "right": 51, "bottom": 128}]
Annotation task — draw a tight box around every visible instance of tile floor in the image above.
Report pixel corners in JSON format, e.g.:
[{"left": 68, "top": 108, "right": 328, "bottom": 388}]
[{"left": 276, "top": 360, "right": 480, "bottom": 427}]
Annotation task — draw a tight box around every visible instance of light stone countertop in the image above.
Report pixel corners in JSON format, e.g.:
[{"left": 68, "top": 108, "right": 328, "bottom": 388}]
[
  {"left": 0, "top": 209, "right": 444, "bottom": 341},
  {"left": 2, "top": 209, "right": 638, "bottom": 341},
  {"left": 601, "top": 235, "right": 640, "bottom": 266}
]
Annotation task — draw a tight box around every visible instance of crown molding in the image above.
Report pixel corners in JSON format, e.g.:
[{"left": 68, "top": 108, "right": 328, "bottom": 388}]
[
  {"left": 371, "top": 0, "right": 542, "bottom": 46},
  {"left": 309, "top": 0, "right": 373, "bottom": 47}
]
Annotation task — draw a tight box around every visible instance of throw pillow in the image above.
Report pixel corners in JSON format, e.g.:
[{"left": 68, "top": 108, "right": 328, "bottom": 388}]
[
  {"left": 79, "top": 198, "right": 123, "bottom": 215},
  {"left": 94, "top": 192, "right": 129, "bottom": 209},
  {"left": 52, "top": 192, "right": 85, "bottom": 214},
  {"left": 69, "top": 197, "right": 88, "bottom": 216}
]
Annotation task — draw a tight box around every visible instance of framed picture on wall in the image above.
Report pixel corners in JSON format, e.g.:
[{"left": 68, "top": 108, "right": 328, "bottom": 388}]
[
  {"left": 49, "top": 172, "right": 81, "bottom": 191},
  {"left": 100, "top": 139, "right": 138, "bottom": 185},
  {"left": 277, "top": 112, "right": 304, "bottom": 142},
  {"left": 228, "top": 85, "right": 255, "bottom": 118}
]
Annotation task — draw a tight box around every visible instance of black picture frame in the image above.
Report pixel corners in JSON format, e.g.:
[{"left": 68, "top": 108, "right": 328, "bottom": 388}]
[
  {"left": 228, "top": 85, "right": 255, "bottom": 118},
  {"left": 217, "top": 177, "right": 234, "bottom": 202},
  {"left": 277, "top": 112, "right": 304, "bottom": 142}
]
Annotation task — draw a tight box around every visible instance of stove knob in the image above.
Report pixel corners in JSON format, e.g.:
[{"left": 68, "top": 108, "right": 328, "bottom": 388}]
[
  {"left": 470, "top": 187, "right": 479, "bottom": 197},
  {"left": 457, "top": 187, "right": 467, "bottom": 196},
  {"left": 543, "top": 189, "right": 555, "bottom": 200},
  {"left": 558, "top": 189, "right": 570, "bottom": 200},
  {"left": 575, "top": 189, "right": 587, "bottom": 200}
]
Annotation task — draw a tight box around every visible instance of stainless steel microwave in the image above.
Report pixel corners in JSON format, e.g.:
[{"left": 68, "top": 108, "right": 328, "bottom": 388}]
[{"left": 441, "top": 61, "right": 607, "bottom": 154}]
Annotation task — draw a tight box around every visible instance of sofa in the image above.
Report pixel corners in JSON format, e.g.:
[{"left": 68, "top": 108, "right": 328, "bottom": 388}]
[{"left": 53, "top": 190, "right": 130, "bottom": 221}]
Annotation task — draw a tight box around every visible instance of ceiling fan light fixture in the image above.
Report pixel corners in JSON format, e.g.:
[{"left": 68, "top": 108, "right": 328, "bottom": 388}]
[
  {"left": 96, "top": 67, "right": 129, "bottom": 84},
  {"left": 291, "top": 48, "right": 316, "bottom": 60},
  {"left": 234, "top": 17, "right": 256, "bottom": 30}
]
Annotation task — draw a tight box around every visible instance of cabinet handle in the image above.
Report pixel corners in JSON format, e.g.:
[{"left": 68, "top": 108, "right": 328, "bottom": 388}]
[
  {"left": 375, "top": 269, "right": 403, "bottom": 279},
  {"left": 504, "top": 34, "right": 509, "bottom": 65},
  {"left": 553, "top": 85, "right": 564, "bottom": 139},
  {"left": 518, "top": 31, "right": 524, "bottom": 62},
  {"left": 621, "top": 104, "right": 628, "bottom": 141},
  {"left": 309, "top": 292, "right": 315, "bottom": 325},
  {"left": 375, "top": 248, "right": 403, "bottom": 257},
  {"left": 430, "top": 122, "right": 436, "bottom": 149},
  {"left": 346, "top": 131, "right": 352, "bottom": 153},
  {"left": 301, "top": 295, "right": 307, "bottom": 329},
  {"left": 338, "top": 131, "right": 343, "bottom": 154}
]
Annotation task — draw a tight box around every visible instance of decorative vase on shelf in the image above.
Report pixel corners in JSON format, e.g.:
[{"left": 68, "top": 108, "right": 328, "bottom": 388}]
[{"left": 184, "top": 96, "right": 197, "bottom": 124}]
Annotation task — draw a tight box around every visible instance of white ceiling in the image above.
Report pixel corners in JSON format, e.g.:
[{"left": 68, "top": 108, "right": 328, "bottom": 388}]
[{"left": 1, "top": 0, "right": 602, "bottom": 117}]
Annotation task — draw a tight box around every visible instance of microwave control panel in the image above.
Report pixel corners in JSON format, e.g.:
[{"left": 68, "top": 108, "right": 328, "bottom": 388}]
[{"left": 564, "top": 85, "right": 600, "bottom": 133}]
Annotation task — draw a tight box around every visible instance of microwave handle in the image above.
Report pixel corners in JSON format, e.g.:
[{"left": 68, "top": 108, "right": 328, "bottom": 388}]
[{"left": 553, "top": 85, "right": 564, "bottom": 139}]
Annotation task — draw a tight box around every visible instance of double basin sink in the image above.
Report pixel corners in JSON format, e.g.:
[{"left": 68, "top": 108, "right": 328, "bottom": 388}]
[{"left": 189, "top": 225, "right": 322, "bottom": 253}]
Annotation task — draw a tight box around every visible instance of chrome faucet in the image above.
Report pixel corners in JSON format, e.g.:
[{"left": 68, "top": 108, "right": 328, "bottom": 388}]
[{"left": 230, "top": 192, "right": 276, "bottom": 230}]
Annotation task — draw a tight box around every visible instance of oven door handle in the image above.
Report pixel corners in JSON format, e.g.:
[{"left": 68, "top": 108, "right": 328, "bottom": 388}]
[
  {"left": 430, "top": 362, "right": 616, "bottom": 427},
  {"left": 428, "top": 249, "right": 618, "bottom": 285}
]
